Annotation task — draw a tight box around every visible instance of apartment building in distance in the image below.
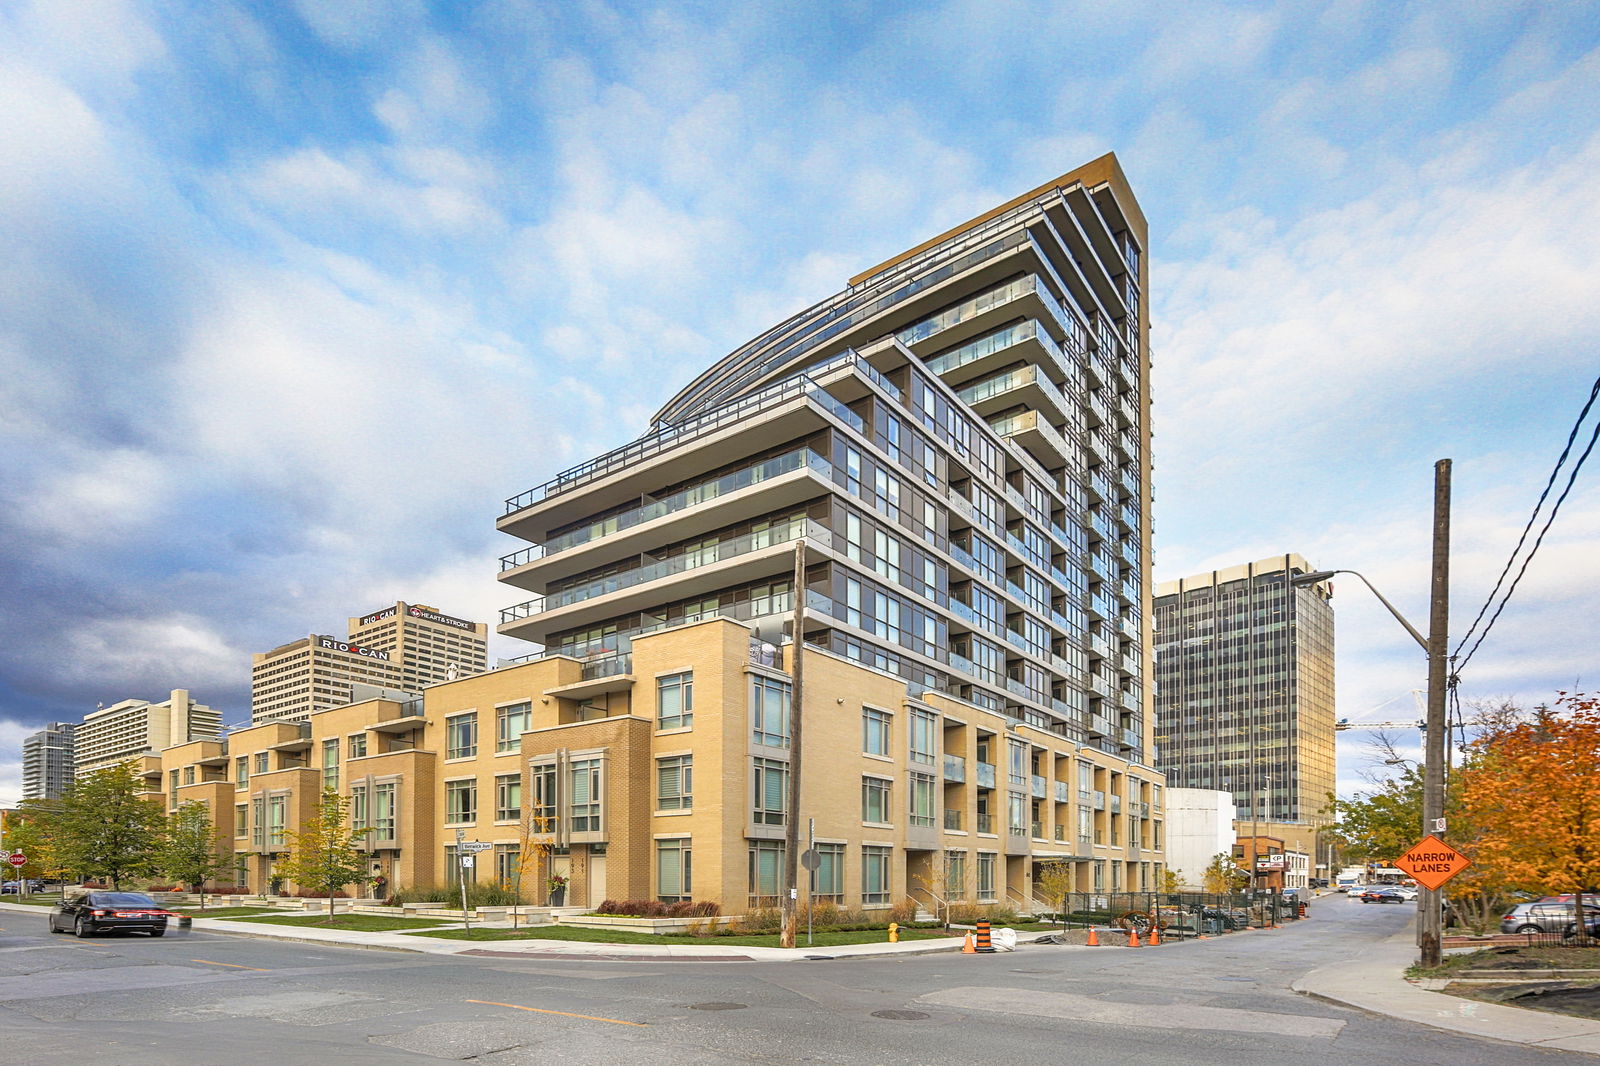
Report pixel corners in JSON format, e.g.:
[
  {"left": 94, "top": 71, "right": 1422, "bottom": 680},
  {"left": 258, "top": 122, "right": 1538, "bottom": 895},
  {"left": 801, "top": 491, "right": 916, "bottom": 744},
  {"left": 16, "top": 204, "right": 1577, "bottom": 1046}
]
[
  {"left": 251, "top": 602, "right": 488, "bottom": 724},
  {"left": 22, "top": 721, "right": 76, "bottom": 800},
  {"left": 1153, "top": 554, "right": 1336, "bottom": 873},
  {"left": 76, "top": 690, "right": 222, "bottom": 776},
  {"left": 153, "top": 153, "right": 1164, "bottom": 909}
]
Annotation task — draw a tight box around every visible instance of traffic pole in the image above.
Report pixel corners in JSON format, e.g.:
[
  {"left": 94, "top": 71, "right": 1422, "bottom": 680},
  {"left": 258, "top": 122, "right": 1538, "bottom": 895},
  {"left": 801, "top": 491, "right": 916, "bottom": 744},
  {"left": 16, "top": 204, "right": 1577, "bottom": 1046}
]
[{"left": 1419, "top": 459, "right": 1451, "bottom": 968}]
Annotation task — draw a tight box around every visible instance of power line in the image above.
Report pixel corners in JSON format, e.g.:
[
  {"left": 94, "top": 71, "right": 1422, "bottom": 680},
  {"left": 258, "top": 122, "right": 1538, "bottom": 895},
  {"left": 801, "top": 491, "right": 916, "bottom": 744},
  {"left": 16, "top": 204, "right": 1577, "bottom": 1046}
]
[
  {"left": 1455, "top": 373, "right": 1600, "bottom": 672},
  {"left": 1453, "top": 373, "right": 1600, "bottom": 659}
]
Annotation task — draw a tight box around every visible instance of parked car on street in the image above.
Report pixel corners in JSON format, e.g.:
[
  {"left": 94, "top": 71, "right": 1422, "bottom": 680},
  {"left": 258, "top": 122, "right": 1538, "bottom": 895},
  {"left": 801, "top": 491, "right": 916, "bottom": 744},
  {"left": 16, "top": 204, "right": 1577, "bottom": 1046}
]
[
  {"left": 1501, "top": 901, "right": 1600, "bottom": 934},
  {"left": 1359, "top": 887, "right": 1409, "bottom": 904},
  {"left": 47, "top": 892, "right": 174, "bottom": 937},
  {"left": 2, "top": 880, "right": 46, "bottom": 894}
]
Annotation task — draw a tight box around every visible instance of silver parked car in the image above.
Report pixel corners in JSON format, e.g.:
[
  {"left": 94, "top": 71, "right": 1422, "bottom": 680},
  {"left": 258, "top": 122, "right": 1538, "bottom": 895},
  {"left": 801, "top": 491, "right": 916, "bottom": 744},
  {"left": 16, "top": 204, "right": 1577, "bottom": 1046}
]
[{"left": 1500, "top": 901, "right": 1599, "bottom": 934}]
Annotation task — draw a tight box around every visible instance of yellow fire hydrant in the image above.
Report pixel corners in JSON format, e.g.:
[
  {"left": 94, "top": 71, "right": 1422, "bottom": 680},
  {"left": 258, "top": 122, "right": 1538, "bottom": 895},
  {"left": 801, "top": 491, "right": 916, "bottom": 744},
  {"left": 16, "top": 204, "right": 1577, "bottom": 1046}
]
[{"left": 888, "top": 922, "right": 900, "bottom": 943}]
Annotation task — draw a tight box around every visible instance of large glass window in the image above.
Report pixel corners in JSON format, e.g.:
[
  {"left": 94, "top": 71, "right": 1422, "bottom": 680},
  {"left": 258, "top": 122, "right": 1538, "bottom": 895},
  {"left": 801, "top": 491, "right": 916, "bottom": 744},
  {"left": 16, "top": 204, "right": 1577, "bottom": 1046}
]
[
  {"left": 657, "top": 672, "right": 693, "bottom": 730},
  {"left": 749, "top": 840, "right": 784, "bottom": 905},
  {"left": 862, "top": 776, "right": 891, "bottom": 824},
  {"left": 349, "top": 733, "right": 368, "bottom": 759},
  {"left": 909, "top": 709, "right": 936, "bottom": 765},
  {"left": 658, "top": 838, "right": 692, "bottom": 902},
  {"left": 446, "top": 714, "right": 477, "bottom": 759},
  {"left": 322, "top": 739, "right": 339, "bottom": 791},
  {"left": 495, "top": 846, "right": 520, "bottom": 889},
  {"left": 235, "top": 756, "right": 248, "bottom": 788},
  {"left": 862, "top": 707, "right": 891, "bottom": 756},
  {"left": 374, "top": 782, "right": 397, "bottom": 838},
  {"left": 253, "top": 752, "right": 269, "bottom": 774},
  {"left": 657, "top": 755, "right": 692, "bottom": 811},
  {"left": 751, "top": 675, "right": 791, "bottom": 747},
  {"left": 446, "top": 780, "right": 477, "bottom": 824},
  {"left": 495, "top": 774, "right": 521, "bottom": 822},
  {"left": 753, "top": 758, "right": 788, "bottom": 826},
  {"left": 569, "top": 758, "right": 602, "bottom": 832},
  {"left": 945, "top": 850, "right": 968, "bottom": 899},
  {"left": 251, "top": 797, "right": 264, "bottom": 848},
  {"left": 497, "top": 702, "right": 532, "bottom": 752},
  {"left": 909, "top": 771, "right": 936, "bottom": 828},
  {"left": 267, "top": 795, "right": 287, "bottom": 848},
  {"left": 530, "top": 763, "right": 557, "bottom": 832},
  {"left": 812, "top": 842, "right": 844, "bottom": 902},
  {"left": 977, "top": 852, "right": 996, "bottom": 900},
  {"left": 351, "top": 785, "right": 369, "bottom": 831},
  {"left": 233, "top": 804, "right": 248, "bottom": 838},
  {"left": 862, "top": 845, "right": 891, "bottom": 904}
]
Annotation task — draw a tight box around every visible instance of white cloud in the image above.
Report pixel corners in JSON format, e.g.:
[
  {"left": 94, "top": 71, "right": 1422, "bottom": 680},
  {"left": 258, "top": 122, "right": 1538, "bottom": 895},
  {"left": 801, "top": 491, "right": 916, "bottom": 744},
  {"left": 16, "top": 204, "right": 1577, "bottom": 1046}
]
[{"left": 63, "top": 616, "right": 248, "bottom": 697}]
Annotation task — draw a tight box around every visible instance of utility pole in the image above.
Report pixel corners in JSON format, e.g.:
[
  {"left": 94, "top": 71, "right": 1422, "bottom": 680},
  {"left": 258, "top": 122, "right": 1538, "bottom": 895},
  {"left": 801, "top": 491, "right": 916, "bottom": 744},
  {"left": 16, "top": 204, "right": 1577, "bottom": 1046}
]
[
  {"left": 780, "top": 539, "right": 806, "bottom": 949},
  {"left": 1419, "top": 459, "right": 1451, "bottom": 968}
]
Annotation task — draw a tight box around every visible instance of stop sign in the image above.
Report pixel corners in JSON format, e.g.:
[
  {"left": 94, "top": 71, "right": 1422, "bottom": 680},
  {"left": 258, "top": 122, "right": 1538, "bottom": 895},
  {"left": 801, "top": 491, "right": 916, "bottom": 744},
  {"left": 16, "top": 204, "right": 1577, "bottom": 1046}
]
[{"left": 7, "top": 853, "right": 25, "bottom": 867}]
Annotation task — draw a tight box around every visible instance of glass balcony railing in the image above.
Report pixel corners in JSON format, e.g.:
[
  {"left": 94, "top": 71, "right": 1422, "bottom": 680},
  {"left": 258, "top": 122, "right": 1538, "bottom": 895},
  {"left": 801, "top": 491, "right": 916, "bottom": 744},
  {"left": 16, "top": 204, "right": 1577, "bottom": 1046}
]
[
  {"left": 944, "top": 808, "right": 963, "bottom": 831},
  {"left": 976, "top": 762, "right": 997, "bottom": 789},
  {"left": 943, "top": 754, "right": 966, "bottom": 783},
  {"left": 976, "top": 812, "right": 995, "bottom": 834},
  {"left": 1031, "top": 774, "right": 1047, "bottom": 799}
]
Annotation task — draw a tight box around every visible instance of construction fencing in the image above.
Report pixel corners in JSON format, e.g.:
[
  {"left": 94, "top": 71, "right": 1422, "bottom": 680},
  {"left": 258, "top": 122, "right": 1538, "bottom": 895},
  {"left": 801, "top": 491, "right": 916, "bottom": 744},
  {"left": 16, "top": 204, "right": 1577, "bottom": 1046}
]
[{"left": 1034, "top": 891, "right": 1305, "bottom": 938}]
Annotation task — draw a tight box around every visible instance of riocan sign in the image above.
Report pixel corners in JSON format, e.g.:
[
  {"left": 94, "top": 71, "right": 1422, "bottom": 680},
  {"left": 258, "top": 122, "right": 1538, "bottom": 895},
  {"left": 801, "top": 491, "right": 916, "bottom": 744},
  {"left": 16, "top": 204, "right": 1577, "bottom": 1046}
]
[
  {"left": 317, "top": 636, "right": 391, "bottom": 661},
  {"left": 358, "top": 606, "right": 398, "bottom": 626}
]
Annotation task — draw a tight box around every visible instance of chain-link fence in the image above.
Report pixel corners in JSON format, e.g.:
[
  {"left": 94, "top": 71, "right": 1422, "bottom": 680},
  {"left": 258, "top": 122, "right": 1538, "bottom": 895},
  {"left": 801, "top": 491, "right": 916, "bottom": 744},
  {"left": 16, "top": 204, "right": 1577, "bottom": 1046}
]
[{"left": 1034, "top": 891, "right": 1304, "bottom": 938}]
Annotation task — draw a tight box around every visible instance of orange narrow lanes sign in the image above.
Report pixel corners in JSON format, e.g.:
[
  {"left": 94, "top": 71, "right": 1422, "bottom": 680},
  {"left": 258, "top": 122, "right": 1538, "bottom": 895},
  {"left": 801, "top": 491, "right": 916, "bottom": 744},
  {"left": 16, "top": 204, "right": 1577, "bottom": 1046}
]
[{"left": 1394, "top": 835, "right": 1471, "bottom": 891}]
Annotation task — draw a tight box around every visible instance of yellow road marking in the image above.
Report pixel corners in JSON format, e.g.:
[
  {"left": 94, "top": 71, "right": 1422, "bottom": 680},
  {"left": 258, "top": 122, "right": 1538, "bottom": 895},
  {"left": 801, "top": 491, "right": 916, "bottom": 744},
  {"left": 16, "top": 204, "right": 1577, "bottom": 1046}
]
[
  {"left": 191, "top": 958, "right": 270, "bottom": 971},
  {"left": 465, "top": 999, "right": 646, "bottom": 1027}
]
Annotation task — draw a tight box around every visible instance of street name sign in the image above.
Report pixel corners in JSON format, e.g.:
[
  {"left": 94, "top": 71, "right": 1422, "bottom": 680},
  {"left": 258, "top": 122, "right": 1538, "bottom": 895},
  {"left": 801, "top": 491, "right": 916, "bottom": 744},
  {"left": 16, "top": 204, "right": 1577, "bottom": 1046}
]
[
  {"left": 459, "top": 842, "right": 493, "bottom": 853},
  {"left": 1394, "top": 835, "right": 1471, "bottom": 891}
]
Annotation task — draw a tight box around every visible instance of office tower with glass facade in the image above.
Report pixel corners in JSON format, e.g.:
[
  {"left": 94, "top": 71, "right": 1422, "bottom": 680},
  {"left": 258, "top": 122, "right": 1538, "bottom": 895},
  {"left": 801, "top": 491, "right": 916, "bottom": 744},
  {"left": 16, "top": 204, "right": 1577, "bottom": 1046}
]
[
  {"left": 487, "top": 154, "right": 1164, "bottom": 907},
  {"left": 1153, "top": 554, "right": 1336, "bottom": 825},
  {"left": 22, "top": 721, "right": 76, "bottom": 800}
]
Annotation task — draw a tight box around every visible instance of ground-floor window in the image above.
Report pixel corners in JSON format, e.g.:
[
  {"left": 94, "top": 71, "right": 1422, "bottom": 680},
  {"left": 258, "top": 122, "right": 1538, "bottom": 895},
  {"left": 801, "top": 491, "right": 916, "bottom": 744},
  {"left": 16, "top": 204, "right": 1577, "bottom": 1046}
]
[
  {"left": 944, "top": 850, "right": 968, "bottom": 900},
  {"left": 496, "top": 846, "right": 520, "bottom": 891},
  {"left": 862, "top": 845, "right": 891, "bottom": 905},
  {"left": 976, "top": 852, "right": 996, "bottom": 900},
  {"left": 658, "top": 838, "right": 692, "bottom": 902},
  {"left": 811, "top": 842, "right": 844, "bottom": 902},
  {"left": 749, "top": 840, "right": 784, "bottom": 907},
  {"left": 445, "top": 845, "right": 477, "bottom": 887}
]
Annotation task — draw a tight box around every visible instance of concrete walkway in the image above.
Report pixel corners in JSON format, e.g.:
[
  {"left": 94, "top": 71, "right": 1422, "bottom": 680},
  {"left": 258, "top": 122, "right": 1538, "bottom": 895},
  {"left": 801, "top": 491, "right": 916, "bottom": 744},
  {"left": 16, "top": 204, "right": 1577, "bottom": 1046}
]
[{"left": 1293, "top": 927, "right": 1600, "bottom": 1056}]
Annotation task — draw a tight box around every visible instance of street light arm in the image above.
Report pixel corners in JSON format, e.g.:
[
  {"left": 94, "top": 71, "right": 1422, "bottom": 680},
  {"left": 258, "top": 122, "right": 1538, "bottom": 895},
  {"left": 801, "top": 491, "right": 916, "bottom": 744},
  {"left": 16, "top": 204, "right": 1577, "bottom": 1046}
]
[{"left": 1296, "top": 568, "right": 1427, "bottom": 651}]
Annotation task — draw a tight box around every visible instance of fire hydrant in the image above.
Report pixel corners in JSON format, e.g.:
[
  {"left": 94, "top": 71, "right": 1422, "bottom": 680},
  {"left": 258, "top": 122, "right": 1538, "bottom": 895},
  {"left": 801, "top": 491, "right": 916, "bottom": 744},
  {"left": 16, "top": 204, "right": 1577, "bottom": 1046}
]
[{"left": 888, "top": 922, "right": 900, "bottom": 943}]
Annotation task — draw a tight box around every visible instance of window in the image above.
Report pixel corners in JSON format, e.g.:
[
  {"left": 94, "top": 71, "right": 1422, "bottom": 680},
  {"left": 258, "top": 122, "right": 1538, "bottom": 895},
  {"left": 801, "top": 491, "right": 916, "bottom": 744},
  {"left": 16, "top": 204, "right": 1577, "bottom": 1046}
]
[
  {"left": 374, "top": 781, "right": 397, "bottom": 838},
  {"left": 862, "top": 707, "right": 891, "bottom": 756},
  {"left": 657, "top": 672, "right": 693, "bottom": 730},
  {"left": 351, "top": 785, "right": 369, "bottom": 831},
  {"left": 254, "top": 752, "right": 269, "bottom": 774},
  {"left": 446, "top": 713, "right": 478, "bottom": 759},
  {"left": 495, "top": 774, "right": 521, "bottom": 822},
  {"left": 322, "top": 739, "right": 339, "bottom": 791},
  {"left": 862, "top": 845, "right": 891, "bottom": 904},
  {"left": 657, "top": 755, "right": 692, "bottom": 811},
  {"left": 909, "top": 771, "right": 936, "bottom": 828},
  {"left": 494, "top": 846, "right": 520, "bottom": 888},
  {"left": 569, "top": 758, "right": 601, "bottom": 832},
  {"left": 183, "top": 766, "right": 195, "bottom": 786},
  {"left": 862, "top": 776, "right": 891, "bottom": 824},
  {"left": 234, "top": 804, "right": 248, "bottom": 838},
  {"left": 445, "top": 844, "right": 476, "bottom": 887},
  {"left": 235, "top": 756, "right": 248, "bottom": 788},
  {"left": 909, "top": 708, "right": 936, "bottom": 764},
  {"left": 267, "top": 795, "right": 287, "bottom": 848},
  {"left": 977, "top": 852, "right": 996, "bottom": 900},
  {"left": 349, "top": 733, "right": 368, "bottom": 759},
  {"left": 945, "top": 850, "right": 968, "bottom": 899},
  {"left": 251, "top": 798, "right": 264, "bottom": 848},
  {"left": 497, "top": 702, "right": 532, "bottom": 752},
  {"left": 751, "top": 676, "right": 791, "bottom": 747},
  {"left": 658, "top": 838, "right": 692, "bottom": 902},
  {"left": 753, "top": 758, "right": 788, "bottom": 825},
  {"left": 749, "top": 840, "right": 784, "bottom": 905},
  {"left": 168, "top": 770, "right": 179, "bottom": 809},
  {"left": 1008, "top": 792, "right": 1028, "bottom": 836},
  {"left": 1008, "top": 738, "right": 1027, "bottom": 786},
  {"left": 812, "top": 842, "right": 844, "bottom": 902},
  {"left": 446, "top": 780, "right": 477, "bottom": 824},
  {"left": 529, "top": 762, "right": 556, "bottom": 832}
]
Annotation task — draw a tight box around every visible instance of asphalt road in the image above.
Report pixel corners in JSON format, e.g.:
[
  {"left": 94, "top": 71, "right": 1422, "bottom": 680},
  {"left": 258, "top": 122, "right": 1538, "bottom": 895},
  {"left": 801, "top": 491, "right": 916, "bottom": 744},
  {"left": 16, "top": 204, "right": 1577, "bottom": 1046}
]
[{"left": 1, "top": 896, "right": 1590, "bottom": 1065}]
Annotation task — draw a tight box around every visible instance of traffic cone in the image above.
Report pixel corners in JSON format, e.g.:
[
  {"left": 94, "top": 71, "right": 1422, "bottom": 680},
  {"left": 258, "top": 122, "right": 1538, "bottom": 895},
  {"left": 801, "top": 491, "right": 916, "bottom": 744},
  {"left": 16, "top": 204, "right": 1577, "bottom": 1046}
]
[
  {"left": 1149, "top": 924, "right": 1160, "bottom": 946},
  {"left": 962, "top": 932, "right": 976, "bottom": 954},
  {"left": 1128, "top": 928, "right": 1141, "bottom": 948},
  {"left": 1086, "top": 927, "right": 1099, "bottom": 947}
]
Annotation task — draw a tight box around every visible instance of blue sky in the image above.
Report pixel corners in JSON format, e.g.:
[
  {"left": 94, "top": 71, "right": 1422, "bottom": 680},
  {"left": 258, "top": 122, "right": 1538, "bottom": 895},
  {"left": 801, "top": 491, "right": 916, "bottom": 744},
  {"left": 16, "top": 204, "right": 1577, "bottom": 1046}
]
[{"left": 3, "top": 0, "right": 1598, "bottom": 804}]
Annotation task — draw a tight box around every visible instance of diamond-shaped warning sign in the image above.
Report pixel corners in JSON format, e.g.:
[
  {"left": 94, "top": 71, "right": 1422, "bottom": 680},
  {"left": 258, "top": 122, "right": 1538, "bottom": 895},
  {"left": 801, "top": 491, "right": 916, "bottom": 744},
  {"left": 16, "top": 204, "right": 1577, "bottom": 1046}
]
[{"left": 1394, "top": 835, "right": 1471, "bottom": 891}]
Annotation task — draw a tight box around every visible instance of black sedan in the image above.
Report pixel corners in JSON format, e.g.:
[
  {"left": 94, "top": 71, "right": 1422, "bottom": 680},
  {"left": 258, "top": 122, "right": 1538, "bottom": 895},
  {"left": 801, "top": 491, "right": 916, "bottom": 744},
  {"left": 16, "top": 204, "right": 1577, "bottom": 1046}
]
[
  {"left": 1359, "top": 887, "right": 1409, "bottom": 904},
  {"left": 48, "top": 892, "right": 174, "bottom": 937}
]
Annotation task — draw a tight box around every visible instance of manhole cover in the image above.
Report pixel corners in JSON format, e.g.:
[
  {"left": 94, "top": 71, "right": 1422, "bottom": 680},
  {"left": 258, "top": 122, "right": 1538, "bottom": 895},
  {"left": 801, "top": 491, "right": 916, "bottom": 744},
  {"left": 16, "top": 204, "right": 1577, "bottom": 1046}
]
[
  {"left": 871, "top": 1009, "right": 929, "bottom": 1021},
  {"left": 690, "top": 1002, "right": 747, "bottom": 1011}
]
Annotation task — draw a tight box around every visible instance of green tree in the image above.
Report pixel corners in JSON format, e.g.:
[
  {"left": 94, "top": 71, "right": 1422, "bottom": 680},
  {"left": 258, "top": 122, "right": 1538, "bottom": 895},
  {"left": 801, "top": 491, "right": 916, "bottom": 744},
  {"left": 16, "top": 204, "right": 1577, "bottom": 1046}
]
[
  {"left": 1202, "top": 854, "right": 1249, "bottom": 894},
  {"left": 1324, "top": 766, "right": 1425, "bottom": 865},
  {"left": 274, "top": 789, "right": 370, "bottom": 923},
  {"left": 54, "top": 763, "right": 166, "bottom": 889},
  {"left": 159, "top": 801, "right": 231, "bottom": 909},
  {"left": 3, "top": 801, "right": 66, "bottom": 886}
]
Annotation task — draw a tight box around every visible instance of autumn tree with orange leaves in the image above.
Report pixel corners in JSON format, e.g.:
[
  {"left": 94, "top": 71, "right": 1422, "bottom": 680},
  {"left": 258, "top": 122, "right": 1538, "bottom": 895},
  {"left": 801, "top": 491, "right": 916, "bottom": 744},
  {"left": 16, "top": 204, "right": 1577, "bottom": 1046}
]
[{"left": 1458, "top": 693, "right": 1600, "bottom": 939}]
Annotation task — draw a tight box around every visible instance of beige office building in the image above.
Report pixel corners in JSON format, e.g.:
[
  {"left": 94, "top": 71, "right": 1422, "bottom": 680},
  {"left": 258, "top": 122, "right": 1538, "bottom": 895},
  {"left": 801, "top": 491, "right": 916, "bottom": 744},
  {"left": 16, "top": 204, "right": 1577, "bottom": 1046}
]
[
  {"left": 251, "top": 602, "right": 488, "bottom": 724},
  {"left": 76, "top": 689, "right": 222, "bottom": 776}
]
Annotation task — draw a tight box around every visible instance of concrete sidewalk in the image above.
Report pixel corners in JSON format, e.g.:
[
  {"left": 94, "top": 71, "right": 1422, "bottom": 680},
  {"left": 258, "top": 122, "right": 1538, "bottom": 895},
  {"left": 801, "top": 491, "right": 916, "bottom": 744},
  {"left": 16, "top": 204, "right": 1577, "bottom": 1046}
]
[{"left": 1293, "top": 927, "right": 1600, "bottom": 1056}]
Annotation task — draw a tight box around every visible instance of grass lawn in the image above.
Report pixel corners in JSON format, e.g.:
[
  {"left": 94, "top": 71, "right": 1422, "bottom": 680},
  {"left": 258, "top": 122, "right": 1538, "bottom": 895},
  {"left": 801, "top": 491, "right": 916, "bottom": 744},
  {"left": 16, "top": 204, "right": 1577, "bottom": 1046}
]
[
  {"left": 231, "top": 914, "right": 452, "bottom": 932},
  {"left": 0, "top": 895, "right": 63, "bottom": 908},
  {"left": 173, "top": 907, "right": 278, "bottom": 919},
  {"left": 407, "top": 924, "right": 959, "bottom": 947},
  {"left": 1413, "top": 944, "right": 1600, "bottom": 980}
]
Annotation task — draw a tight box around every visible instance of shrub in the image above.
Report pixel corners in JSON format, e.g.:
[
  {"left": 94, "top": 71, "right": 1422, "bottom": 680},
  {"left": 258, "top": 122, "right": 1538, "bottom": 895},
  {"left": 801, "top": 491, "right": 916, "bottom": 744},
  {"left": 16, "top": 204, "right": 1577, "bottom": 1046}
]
[
  {"left": 206, "top": 885, "right": 249, "bottom": 895},
  {"left": 144, "top": 884, "right": 179, "bottom": 892},
  {"left": 889, "top": 898, "right": 919, "bottom": 925},
  {"left": 392, "top": 882, "right": 525, "bottom": 907},
  {"left": 292, "top": 889, "right": 349, "bottom": 898},
  {"left": 591, "top": 899, "right": 718, "bottom": 917}
]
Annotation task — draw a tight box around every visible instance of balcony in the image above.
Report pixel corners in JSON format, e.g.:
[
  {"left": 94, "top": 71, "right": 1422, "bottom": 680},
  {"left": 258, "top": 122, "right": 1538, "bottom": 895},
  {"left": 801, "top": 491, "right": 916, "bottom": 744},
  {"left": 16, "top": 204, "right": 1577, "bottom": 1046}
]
[
  {"left": 1030, "top": 774, "right": 1047, "bottom": 799},
  {"left": 1054, "top": 781, "right": 1070, "bottom": 803},
  {"left": 943, "top": 754, "right": 966, "bottom": 783},
  {"left": 944, "top": 808, "right": 963, "bottom": 831},
  {"left": 976, "top": 812, "right": 995, "bottom": 834},
  {"left": 989, "top": 409, "right": 1070, "bottom": 472},
  {"left": 1092, "top": 790, "right": 1106, "bottom": 811},
  {"left": 975, "top": 762, "right": 997, "bottom": 789},
  {"left": 1030, "top": 820, "right": 1044, "bottom": 839}
]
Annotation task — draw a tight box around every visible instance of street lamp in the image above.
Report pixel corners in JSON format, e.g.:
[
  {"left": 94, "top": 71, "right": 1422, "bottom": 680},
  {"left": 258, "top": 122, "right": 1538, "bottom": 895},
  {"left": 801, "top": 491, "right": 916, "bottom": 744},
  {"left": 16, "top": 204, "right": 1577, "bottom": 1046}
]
[{"left": 1291, "top": 459, "right": 1451, "bottom": 967}]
